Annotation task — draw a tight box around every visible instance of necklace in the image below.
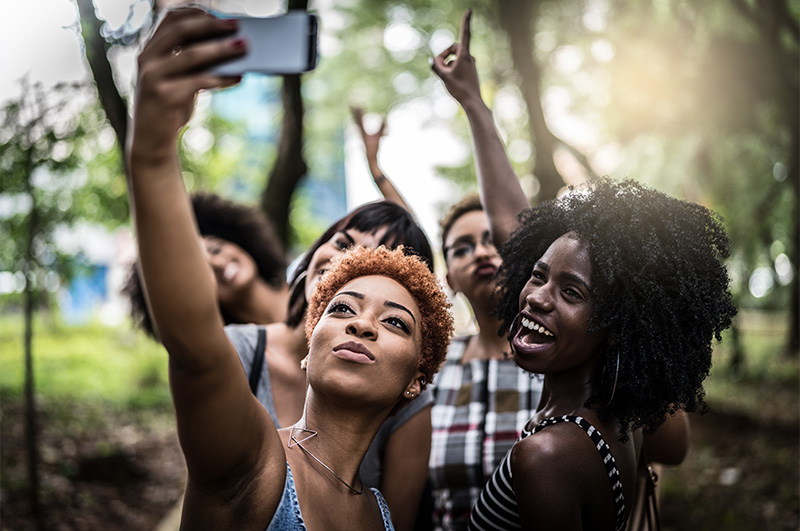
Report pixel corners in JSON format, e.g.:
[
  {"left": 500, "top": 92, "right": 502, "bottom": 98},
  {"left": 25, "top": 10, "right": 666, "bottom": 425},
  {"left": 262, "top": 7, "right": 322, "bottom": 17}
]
[{"left": 288, "top": 426, "right": 364, "bottom": 495}]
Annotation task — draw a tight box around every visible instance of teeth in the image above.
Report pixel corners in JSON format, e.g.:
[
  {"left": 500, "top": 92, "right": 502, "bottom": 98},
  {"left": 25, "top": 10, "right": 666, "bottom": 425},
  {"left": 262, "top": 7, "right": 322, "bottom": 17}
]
[
  {"left": 223, "top": 262, "right": 239, "bottom": 282},
  {"left": 520, "top": 317, "right": 553, "bottom": 337}
]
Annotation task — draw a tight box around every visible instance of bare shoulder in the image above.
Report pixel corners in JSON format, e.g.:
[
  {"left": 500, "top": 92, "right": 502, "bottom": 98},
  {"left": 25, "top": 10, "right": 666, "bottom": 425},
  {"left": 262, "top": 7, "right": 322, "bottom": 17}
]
[
  {"left": 510, "top": 421, "right": 628, "bottom": 529},
  {"left": 511, "top": 422, "right": 598, "bottom": 480}
]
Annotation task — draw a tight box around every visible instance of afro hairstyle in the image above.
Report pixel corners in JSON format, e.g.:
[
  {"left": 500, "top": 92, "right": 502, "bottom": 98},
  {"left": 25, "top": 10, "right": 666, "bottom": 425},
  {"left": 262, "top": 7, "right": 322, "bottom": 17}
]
[
  {"left": 122, "top": 192, "right": 287, "bottom": 339},
  {"left": 495, "top": 178, "right": 737, "bottom": 439}
]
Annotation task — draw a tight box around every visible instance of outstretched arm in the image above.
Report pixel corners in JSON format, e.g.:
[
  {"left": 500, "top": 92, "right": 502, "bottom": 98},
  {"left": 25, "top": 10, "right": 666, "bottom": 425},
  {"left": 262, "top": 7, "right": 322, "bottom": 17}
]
[
  {"left": 431, "top": 10, "right": 530, "bottom": 246},
  {"left": 126, "top": 7, "right": 282, "bottom": 496},
  {"left": 351, "top": 106, "right": 412, "bottom": 211}
]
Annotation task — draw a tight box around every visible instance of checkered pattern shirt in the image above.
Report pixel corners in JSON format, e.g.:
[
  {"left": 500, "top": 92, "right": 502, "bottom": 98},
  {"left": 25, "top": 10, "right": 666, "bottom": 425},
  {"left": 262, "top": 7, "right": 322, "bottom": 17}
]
[{"left": 429, "top": 336, "right": 543, "bottom": 531}]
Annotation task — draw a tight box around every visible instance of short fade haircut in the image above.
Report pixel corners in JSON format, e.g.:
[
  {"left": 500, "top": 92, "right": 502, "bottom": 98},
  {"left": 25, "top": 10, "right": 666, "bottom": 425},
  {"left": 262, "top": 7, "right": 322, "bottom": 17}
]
[{"left": 306, "top": 245, "right": 453, "bottom": 391}]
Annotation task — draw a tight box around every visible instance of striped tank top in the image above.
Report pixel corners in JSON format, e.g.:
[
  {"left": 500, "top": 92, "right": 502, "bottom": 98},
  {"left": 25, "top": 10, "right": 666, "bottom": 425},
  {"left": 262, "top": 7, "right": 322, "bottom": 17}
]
[{"left": 468, "top": 415, "right": 627, "bottom": 531}]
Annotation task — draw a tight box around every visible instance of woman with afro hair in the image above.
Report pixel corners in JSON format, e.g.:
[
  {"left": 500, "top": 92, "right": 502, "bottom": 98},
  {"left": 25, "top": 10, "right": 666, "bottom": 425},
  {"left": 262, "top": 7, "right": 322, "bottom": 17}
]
[
  {"left": 123, "top": 191, "right": 289, "bottom": 339},
  {"left": 466, "top": 179, "right": 737, "bottom": 530}
]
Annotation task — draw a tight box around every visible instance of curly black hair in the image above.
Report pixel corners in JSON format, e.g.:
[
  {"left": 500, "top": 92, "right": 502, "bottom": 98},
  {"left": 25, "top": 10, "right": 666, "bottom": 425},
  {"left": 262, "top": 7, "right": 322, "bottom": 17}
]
[
  {"left": 123, "top": 192, "right": 287, "bottom": 339},
  {"left": 284, "top": 200, "right": 434, "bottom": 328},
  {"left": 495, "top": 179, "right": 737, "bottom": 439}
]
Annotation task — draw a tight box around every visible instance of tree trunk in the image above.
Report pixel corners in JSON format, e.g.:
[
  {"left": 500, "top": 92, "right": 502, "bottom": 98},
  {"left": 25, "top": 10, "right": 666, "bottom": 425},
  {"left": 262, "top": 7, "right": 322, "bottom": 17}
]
[
  {"left": 261, "top": 74, "right": 307, "bottom": 249},
  {"left": 23, "top": 167, "right": 42, "bottom": 530},
  {"left": 786, "top": 117, "right": 799, "bottom": 356},
  {"left": 260, "top": 0, "right": 310, "bottom": 249},
  {"left": 76, "top": 0, "right": 129, "bottom": 152},
  {"left": 495, "top": 0, "right": 564, "bottom": 202}
]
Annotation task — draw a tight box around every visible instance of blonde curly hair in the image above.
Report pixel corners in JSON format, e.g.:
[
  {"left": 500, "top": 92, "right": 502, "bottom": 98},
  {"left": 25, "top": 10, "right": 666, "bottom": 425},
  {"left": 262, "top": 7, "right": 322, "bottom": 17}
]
[{"left": 306, "top": 246, "right": 453, "bottom": 389}]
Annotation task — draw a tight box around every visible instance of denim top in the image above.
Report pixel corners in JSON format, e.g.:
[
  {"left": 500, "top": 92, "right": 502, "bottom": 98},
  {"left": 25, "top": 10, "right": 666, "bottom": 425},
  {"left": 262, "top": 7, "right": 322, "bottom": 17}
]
[{"left": 267, "top": 462, "right": 395, "bottom": 530}]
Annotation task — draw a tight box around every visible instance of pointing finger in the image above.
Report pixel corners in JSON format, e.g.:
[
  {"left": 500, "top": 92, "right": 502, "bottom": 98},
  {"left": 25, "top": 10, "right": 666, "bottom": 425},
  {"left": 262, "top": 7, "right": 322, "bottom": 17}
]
[{"left": 459, "top": 9, "right": 472, "bottom": 55}]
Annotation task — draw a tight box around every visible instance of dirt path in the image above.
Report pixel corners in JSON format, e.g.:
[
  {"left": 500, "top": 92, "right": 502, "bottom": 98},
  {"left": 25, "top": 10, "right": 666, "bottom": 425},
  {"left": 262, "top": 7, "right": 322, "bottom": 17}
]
[{"left": 2, "top": 399, "right": 797, "bottom": 530}]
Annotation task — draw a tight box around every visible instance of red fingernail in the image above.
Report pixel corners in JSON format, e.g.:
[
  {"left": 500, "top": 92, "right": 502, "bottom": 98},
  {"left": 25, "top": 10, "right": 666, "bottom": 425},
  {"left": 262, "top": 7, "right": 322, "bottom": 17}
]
[
  {"left": 223, "top": 18, "right": 239, "bottom": 28},
  {"left": 231, "top": 38, "right": 247, "bottom": 50}
]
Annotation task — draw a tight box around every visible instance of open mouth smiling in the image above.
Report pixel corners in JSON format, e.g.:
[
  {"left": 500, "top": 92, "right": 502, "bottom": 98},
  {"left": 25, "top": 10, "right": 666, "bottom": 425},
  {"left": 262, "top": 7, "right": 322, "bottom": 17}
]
[{"left": 512, "top": 313, "right": 556, "bottom": 354}]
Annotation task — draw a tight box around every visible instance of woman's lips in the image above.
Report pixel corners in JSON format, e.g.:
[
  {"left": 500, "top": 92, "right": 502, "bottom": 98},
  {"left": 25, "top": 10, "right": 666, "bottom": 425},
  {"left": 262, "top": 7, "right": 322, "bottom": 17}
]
[
  {"left": 473, "top": 263, "right": 498, "bottom": 279},
  {"left": 333, "top": 341, "right": 375, "bottom": 364}
]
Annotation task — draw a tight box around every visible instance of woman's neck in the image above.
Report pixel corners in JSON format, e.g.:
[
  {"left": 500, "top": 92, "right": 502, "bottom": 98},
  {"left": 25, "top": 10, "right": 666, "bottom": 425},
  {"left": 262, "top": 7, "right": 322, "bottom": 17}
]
[
  {"left": 285, "top": 395, "right": 391, "bottom": 485},
  {"left": 226, "top": 280, "right": 289, "bottom": 325},
  {"left": 462, "top": 305, "right": 508, "bottom": 362},
  {"left": 267, "top": 319, "right": 309, "bottom": 363},
  {"left": 536, "top": 363, "right": 599, "bottom": 420}
]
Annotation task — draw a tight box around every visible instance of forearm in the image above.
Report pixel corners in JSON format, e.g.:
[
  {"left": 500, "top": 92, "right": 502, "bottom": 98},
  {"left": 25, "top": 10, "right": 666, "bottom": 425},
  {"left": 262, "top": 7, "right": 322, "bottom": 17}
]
[
  {"left": 370, "top": 168, "right": 411, "bottom": 211},
  {"left": 461, "top": 99, "right": 530, "bottom": 247},
  {"left": 127, "top": 149, "right": 224, "bottom": 362}
]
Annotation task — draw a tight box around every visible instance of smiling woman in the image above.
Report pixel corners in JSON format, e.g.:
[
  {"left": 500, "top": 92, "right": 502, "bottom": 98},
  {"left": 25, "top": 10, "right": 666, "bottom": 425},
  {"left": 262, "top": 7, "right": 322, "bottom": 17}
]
[{"left": 468, "top": 179, "right": 737, "bottom": 531}]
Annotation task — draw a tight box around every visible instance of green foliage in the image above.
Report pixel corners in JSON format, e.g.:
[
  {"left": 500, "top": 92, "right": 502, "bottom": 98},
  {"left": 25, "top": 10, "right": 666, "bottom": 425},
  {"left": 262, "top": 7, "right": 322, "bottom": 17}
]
[
  {"left": 326, "top": 0, "right": 797, "bottom": 319},
  {"left": 0, "top": 313, "right": 170, "bottom": 410},
  {"left": 0, "top": 80, "right": 127, "bottom": 300}
]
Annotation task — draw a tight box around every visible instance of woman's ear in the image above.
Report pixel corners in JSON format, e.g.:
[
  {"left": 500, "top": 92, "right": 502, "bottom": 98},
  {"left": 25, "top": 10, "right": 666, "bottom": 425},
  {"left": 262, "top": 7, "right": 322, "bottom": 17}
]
[{"left": 402, "top": 370, "right": 425, "bottom": 400}]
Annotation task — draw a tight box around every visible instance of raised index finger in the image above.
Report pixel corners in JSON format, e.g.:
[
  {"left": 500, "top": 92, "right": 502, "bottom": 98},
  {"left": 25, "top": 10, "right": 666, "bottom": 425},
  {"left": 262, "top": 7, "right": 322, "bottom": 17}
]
[{"left": 458, "top": 9, "right": 472, "bottom": 55}]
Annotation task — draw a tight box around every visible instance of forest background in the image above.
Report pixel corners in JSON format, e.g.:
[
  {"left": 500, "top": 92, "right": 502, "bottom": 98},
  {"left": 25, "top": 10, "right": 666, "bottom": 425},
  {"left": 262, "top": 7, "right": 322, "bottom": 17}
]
[{"left": 1, "top": 0, "right": 798, "bottom": 529}]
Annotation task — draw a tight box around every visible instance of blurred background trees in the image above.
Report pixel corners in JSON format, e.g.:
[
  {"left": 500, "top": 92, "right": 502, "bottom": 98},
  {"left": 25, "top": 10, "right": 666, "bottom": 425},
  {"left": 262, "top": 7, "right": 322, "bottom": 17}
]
[
  {"left": 1, "top": 1, "right": 797, "bottom": 525},
  {"left": 54, "top": 0, "right": 800, "bottom": 358}
]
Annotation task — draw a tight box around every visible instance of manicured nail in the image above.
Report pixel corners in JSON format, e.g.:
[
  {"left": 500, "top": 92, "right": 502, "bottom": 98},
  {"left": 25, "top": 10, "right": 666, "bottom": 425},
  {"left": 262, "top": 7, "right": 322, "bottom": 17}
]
[{"left": 231, "top": 38, "right": 247, "bottom": 50}]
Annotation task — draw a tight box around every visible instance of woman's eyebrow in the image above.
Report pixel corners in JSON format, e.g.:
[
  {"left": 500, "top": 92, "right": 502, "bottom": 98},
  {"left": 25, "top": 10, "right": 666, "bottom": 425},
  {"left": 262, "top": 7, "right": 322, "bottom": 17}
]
[
  {"left": 385, "top": 301, "right": 416, "bottom": 324},
  {"left": 338, "top": 231, "right": 356, "bottom": 245},
  {"left": 338, "top": 290, "right": 364, "bottom": 299}
]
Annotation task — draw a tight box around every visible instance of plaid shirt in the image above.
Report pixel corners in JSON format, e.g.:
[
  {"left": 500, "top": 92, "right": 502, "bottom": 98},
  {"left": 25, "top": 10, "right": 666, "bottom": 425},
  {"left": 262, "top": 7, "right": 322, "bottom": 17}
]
[{"left": 429, "top": 336, "right": 543, "bottom": 531}]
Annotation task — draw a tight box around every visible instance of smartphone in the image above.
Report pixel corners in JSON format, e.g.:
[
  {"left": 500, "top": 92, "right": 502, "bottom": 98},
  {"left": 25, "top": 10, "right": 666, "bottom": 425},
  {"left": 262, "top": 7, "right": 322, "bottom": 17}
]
[{"left": 210, "top": 12, "right": 319, "bottom": 75}]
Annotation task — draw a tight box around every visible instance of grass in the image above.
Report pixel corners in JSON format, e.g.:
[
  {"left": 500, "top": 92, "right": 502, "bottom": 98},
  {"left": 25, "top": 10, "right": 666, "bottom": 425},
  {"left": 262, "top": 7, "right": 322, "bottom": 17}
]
[{"left": 0, "top": 312, "right": 172, "bottom": 412}]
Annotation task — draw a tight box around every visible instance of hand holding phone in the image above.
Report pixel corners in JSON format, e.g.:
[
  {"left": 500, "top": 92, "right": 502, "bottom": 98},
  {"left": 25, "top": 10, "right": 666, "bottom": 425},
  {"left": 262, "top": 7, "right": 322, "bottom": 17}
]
[{"left": 211, "top": 12, "right": 319, "bottom": 75}]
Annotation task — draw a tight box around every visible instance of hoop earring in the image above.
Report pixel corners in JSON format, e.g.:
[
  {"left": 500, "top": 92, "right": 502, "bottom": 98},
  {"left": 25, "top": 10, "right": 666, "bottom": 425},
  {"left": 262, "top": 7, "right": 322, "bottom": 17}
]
[
  {"left": 606, "top": 352, "right": 620, "bottom": 406},
  {"left": 288, "top": 269, "right": 308, "bottom": 296}
]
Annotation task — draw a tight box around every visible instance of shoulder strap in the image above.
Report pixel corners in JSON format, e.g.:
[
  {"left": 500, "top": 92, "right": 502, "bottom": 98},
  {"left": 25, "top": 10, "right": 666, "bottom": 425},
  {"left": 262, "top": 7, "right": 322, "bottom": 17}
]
[
  {"left": 534, "top": 415, "right": 627, "bottom": 531},
  {"left": 248, "top": 326, "right": 267, "bottom": 395}
]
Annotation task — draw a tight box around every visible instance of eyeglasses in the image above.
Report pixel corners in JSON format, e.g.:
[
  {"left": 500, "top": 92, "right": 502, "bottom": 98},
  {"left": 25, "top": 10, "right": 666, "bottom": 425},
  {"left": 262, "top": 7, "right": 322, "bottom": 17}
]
[{"left": 444, "top": 232, "right": 496, "bottom": 261}]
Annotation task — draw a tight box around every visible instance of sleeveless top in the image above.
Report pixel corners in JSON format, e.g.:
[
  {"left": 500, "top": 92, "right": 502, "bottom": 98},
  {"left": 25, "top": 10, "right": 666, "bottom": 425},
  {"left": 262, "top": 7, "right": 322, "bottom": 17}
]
[
  {"left": 468, "top": 415, "right": 627, "bottom": 531},
  {"left": 429, "top": 336, "right": 542, "bottom": 530},
  {"left": 268, "top": 462, "right": 395, "bottom": 530}
]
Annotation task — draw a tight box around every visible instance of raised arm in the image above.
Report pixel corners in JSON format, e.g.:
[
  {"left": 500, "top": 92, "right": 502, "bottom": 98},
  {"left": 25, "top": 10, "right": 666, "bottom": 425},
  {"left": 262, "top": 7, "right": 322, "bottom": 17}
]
[
  {"left": 431, "top": 10, "right": 530, "bottom": 246},
  {"left": 126, "top": 7, "right": 283, "bottom": 499},
  {"left": 351, "top": 106, "right": 412, "bottom": 211}
]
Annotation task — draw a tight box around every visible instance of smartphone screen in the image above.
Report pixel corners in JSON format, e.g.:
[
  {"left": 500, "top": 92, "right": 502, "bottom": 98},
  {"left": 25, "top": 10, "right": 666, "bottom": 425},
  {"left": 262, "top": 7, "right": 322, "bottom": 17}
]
[{"left": 211, "top": 12, "right": 318, "bottom": 75}]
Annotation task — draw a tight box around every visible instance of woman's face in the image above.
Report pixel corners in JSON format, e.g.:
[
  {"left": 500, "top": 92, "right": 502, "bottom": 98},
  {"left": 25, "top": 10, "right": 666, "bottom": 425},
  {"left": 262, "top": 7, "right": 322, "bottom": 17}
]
[
  {"left": 307, "top": 275, "right": 423, "bottom": 406},
  {"left": 200, "top": 236, "right": 258, "bottom": 307},
  {"left": 304, "top": 226, "right": 389, "bottom": 301},
  {"left": 443, "top": 210, "right": 501, "bottom": 305},
  {"left": 509, "top": 233, "right": 606, "bottom": 375}
]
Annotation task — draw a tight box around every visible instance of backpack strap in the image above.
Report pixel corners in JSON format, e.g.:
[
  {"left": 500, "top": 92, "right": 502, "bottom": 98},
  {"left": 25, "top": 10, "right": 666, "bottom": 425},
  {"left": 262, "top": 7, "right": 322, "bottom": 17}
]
[{"left": 248, "top": 326, "right": 267, "bottom": 395}]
